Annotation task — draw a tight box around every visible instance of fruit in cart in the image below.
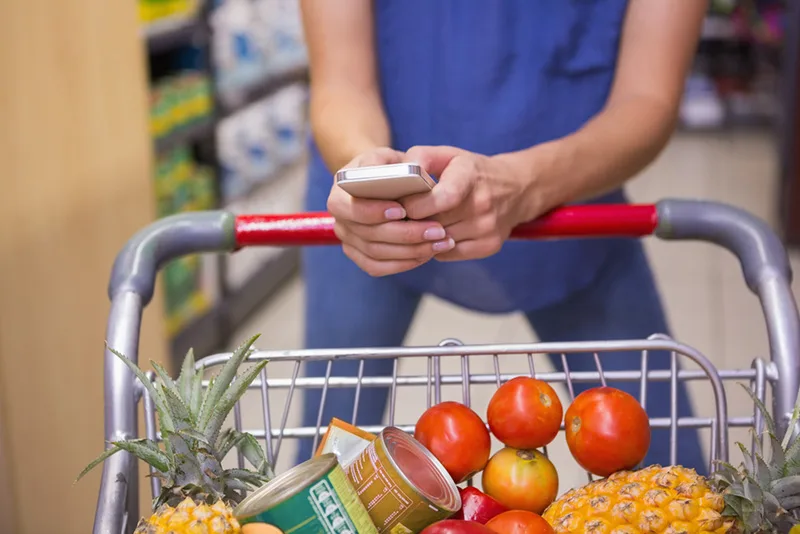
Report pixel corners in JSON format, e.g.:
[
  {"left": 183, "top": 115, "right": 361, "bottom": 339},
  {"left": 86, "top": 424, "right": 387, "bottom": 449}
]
[
  {"left": 453, "top": 486, "right": 510, "bottom": 524},
  {"left": 542, "top": 385, "right": 800, "bottom": 533},
  {"left": 487, "top": 377, "right": 563, "bottom": 449},
  {"left": 482, "top": 447, "right": 558, "bottom": 515},
  {"left": 485, "top": 510, "right": 554, "bottom": 534},
  {"left": 77, "top": 335, "right": 273, "bottom": 534},
  {"left": 564, "top": 386, "right": 650, "bottom": 477},
  {"left": 542, "top": 464, "right": 730, "bottom": 533},
  {"left": 421, "top": 519, "right": 497, "bottom": 534},
  {"left": 415, "top": 401, "right": 491, "bottom": 483}
]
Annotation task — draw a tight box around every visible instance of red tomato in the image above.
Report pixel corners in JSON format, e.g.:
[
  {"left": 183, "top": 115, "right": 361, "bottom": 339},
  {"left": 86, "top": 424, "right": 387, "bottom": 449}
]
[
  {"left": 487, "top": 377, "right": 562, "bottom": 449},
  {"left": 452, "top": 486, "right": 509, "bottom": 524},
  {"left": 415, "top": 401, "right": 491, "bottom": 483},
  {"left": 486, "top": 511, "right": 554, "bottom": 534},
  {"left": 481, "top": 448, "right": 558, "bottom": 514},
  {"left": 421, "top": 520, "right": 496, "bottom": 534},
  {"left": 564, "top": 386, "right": 651, "bottom": 477}
]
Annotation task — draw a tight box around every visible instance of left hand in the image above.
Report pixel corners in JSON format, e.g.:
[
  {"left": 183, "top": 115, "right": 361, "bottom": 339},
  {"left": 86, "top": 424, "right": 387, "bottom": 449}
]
[{"left": 402, "top": 145, "right": 537, "bottom": 262}]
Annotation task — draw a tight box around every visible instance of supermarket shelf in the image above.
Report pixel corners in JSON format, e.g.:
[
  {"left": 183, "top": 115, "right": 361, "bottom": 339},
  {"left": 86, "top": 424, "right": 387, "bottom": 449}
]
[
  {"left": 218, "top": 61, "right": 309, "bottom": 116},
  {"left": 143, "top": 14, "right": 207, "bottom": 54},
  {"left": 169, "top": 248, "right": 300, "bottom": 362},
  {"left": 154, "top": 116, "right": 216, "bottom": 153}
]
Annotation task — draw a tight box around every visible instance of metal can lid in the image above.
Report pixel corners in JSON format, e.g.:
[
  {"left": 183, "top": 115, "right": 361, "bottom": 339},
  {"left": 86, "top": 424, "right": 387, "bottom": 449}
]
[
  {"left": 234, "top": 453, "right": 339, "bottom": 519},
  {"left": 381, "top": 427, "right": 461, "bottom": 513}
]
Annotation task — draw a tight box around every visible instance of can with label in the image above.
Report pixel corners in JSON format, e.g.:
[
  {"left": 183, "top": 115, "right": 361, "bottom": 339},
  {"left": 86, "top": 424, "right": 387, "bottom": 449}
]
[
  {"left": 234, "top": 453, "right": 378, "bottom": 534},
  {"left": 344, "top": 427, "right": 461, "bottom": 534}
]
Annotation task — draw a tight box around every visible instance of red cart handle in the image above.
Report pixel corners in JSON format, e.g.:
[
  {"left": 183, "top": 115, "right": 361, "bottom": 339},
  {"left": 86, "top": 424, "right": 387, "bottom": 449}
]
[{"left": 234, "top": 204, "right": 659, "bottom": 247}]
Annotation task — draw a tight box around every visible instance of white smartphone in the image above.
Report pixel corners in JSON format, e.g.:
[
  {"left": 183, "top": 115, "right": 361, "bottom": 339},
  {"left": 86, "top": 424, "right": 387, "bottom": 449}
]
[{"left": 335, "top": 163, "right": 436, "bottom": 200}]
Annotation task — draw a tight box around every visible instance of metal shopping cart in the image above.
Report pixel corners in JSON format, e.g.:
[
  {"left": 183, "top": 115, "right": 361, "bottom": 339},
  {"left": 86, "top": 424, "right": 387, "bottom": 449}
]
[{"left": 92, "top": 199, "right": 800, "bottom": 534}]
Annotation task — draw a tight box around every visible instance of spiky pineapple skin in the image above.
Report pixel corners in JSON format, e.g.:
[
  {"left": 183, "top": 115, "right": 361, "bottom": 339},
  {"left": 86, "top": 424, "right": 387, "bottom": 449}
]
[
  {"left": 134, "top": 497, "right": 241, "bottom": 534},
  {"left": 543, "top": 465, "right": 736, "bottom": 533}
]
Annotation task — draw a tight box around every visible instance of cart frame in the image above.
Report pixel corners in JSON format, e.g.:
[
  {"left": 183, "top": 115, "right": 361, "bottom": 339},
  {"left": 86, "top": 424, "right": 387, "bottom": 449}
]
[{"left": 93, "top": 199, "right": 800, "bottom": 534}]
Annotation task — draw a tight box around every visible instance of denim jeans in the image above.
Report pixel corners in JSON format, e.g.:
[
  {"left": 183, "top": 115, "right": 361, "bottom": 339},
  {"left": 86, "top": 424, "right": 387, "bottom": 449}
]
[{"left": 296, "top": 238, "right": 706, "bottom": 475}]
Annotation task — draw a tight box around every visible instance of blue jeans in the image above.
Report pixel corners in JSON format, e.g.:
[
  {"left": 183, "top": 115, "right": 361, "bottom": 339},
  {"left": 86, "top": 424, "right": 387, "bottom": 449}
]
[{"left": 297, "top": 239, "right": 706, "bottom": 474}]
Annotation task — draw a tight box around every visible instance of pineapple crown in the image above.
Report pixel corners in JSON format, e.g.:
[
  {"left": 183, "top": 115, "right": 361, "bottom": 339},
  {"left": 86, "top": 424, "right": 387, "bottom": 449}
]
[
  {"left": 77, "top": 334, "right": 273, "bottom": 509},
  {"left": 713, "top": 384, "right": 800, "bottom": 534}
]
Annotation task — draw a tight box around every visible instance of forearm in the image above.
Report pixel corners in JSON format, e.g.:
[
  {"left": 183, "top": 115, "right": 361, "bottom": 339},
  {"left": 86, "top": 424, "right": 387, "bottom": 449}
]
[
  {"left": 310, "top": 86, "right": 391, "bottom": 173},
  {"left": 508, "top": 94, "right": 677, "bottom": 218}
]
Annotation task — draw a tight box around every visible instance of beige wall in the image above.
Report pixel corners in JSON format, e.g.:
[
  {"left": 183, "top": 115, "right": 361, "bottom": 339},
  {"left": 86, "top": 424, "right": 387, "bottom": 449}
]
[{"left": 0, "top": 0, "right": 167, "bottom": 532}]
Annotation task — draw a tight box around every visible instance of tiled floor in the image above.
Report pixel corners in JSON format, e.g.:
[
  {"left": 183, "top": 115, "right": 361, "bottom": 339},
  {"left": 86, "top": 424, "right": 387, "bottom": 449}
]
[{"left": 228, "top": 130, "right": 800, "bottom": 493}]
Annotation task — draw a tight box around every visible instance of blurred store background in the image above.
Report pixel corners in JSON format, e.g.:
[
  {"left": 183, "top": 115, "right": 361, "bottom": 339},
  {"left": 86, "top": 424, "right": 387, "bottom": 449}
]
[{"left": 0, "top": 0, "right": 799, "bottom": 532}]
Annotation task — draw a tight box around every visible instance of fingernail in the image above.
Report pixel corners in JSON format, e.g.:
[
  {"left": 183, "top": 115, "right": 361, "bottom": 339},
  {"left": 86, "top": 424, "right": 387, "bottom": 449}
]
[
  {"left": 432, "top": 238, "right": 455, "bottom": 252},
  {"left": 423, "top": 227, "right": 446, "bottom": 241},
  {"left": 385, "top": 207, "right": 406, "bottom": 220}
]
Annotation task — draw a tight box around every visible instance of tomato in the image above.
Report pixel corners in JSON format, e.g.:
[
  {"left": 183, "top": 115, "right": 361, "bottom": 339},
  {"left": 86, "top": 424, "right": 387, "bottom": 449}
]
[
  {"left": 487, "top": 377, "right": 562, "bottom": 449},
  {"left": 452, "top": 486, "right": 509, "bottom": 524},
  {"left": 564, "top": 386, "right": 651, "bottom": 477},
  {"left": 421, "top": 520, "right": 496, "bottom": 534},
  {"left": 415, "top": 401, "right": 491, "bottom": 483},
  {"left": 481, "top": 448, "right": 558, "bottom": 514},
  {"left": 486, "top": 511, "right": 554, "bottom": 534}
]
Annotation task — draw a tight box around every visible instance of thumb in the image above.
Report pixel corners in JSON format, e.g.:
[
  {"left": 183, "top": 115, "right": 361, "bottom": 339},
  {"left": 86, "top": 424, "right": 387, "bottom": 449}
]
[{"left": 405, "top": 145, "right": 467, "bottom": 178}]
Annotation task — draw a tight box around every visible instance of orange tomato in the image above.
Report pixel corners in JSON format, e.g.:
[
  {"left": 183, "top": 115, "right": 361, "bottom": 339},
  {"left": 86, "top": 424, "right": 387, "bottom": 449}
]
[
  {"left": 486, "top": 511, "right": 554, "bottom": 534},
  {"left": 415, "top": 401, "right": 491, "bottom": 483},
  {"left": 564, "top": 386, "right": 650, "bottom": 477},
  {"left": 481, "top": 448, "right": 558, "bottom": 514},
  {"left": 487, "top": 377, "right": 562, "bottom": 449}
]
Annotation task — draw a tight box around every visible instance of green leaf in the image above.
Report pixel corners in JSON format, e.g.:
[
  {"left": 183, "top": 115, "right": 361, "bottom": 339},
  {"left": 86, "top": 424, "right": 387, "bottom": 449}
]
[
  {"left": 177, "top": 348, "right": 196, "bottom": 405},
  {"left": 783, "top": 387, "right": 800, "bottom": 451},
  {"left": 237, "top": 432, "right": 272, "bottom": 477},
  {"left": 151, "top": 360, "right": 181, "bottom": 402},
  {"left": 112, "top": 439, "right": 171, "bottom": 473},
  {"left": 738, "top": 442, "right": 755, "bottom": 474},
  {"left": 189, "top": 362, "right": 204, "bottom": 419},
  {"left": 75, "top": 445, "right": 121, "bottom": 483},
  {"left": 159, "top": 381, "right": 195, "bottom": 431},
  {"left": 204, "top": 361, "right": 268, "bottom": 444},
  {"left": 107, "top": 344, "right": 175, "bottom": 433},
  {"left": 741, "top": 383, "right": 777, "bottom": 440},
  {"left": 216, "top": 429, "right": 246, "bottom": 461},
  {"left": 224, "top": 468, "right": 270, "bottom": 487},
  {"left": 198, "top": 334, "right": 260, "bottom": 431}
]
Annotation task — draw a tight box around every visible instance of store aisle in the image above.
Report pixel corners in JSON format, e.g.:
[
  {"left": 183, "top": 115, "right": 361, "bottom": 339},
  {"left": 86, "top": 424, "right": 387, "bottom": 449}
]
[{"left": 231, "top": 130, "right": 794, "bottom": 490}]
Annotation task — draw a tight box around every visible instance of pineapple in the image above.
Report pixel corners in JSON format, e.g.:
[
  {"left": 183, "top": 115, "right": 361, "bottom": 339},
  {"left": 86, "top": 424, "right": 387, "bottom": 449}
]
[
  {"left": 543, "top": 385, "right": 800, "bottom": 533},
  {"left": 78, "top": 334, "right": 273, "bottom": 534}
]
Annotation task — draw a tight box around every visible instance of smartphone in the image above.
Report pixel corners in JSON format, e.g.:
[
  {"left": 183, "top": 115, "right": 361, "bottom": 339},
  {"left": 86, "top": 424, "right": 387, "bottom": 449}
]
[{"left": 335, "top": 163, "right": 436, "bottom": 200}]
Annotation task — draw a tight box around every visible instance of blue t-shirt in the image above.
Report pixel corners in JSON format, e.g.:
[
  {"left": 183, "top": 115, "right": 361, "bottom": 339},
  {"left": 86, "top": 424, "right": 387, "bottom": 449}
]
[{"left": 305, "top": 0, "right": 632, "bottom": 314}]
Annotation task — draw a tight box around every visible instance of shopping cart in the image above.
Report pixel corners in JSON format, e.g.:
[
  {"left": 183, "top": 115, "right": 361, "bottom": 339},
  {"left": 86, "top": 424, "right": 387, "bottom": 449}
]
[{"left": 93, "top": 199, "right": 800, "bottom": 534}]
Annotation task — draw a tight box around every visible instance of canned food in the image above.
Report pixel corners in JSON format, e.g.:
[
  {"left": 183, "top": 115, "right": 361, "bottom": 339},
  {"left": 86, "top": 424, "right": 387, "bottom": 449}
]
[
  {"left": 344, "top": 427, "right": 461, "bottom": 534},
  {"left": 235, "top": 453, "right": 378, "bottom": 534}
]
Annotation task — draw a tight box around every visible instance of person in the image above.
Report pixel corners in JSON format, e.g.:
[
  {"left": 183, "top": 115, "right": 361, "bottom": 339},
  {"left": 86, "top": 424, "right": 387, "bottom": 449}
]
[{"left": 296, "top": 0, "right": 710, "bottom": 472}]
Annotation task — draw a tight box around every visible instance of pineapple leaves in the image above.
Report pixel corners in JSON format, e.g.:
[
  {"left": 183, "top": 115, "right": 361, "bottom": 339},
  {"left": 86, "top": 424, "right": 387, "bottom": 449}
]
[
  {"left": 238, "top": 432, "right": 273, "bottom": 477},
  {"left": 112, "top": 439, "right": 171, "bottom": 474},
  {"left": 783, "top": 386, "right": 800, "bottom": 451},
  {"left": 159, "top": 379, "right": 195, "bottom": 431},
  {"left": 189, "top": 361, "right": 205, "bottom": 418},
  {"left": 204, "top": 360, "right": 268, "bottom": 444},
  {"left": 107, "top": 344, "right": 175, "bottom": 433},
  {"left": 741, "top": 383, "right": 776, "bottom": 438},
  {"left": 198, "top": 334, "right": 260, "bottom": 432},
  {"left": 177, "top": 347, "right": 196, "bottom": 403},
  {"left": 75, "top": 444, "right": 122, "bottom": 483}
]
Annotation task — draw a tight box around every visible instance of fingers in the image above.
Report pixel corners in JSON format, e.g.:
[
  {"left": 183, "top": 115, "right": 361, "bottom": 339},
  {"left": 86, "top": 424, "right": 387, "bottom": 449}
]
[
  {"left": 405, "top": 145, "right": 466, "bottom": 177},
  {"left": 403, "top": 154, "right": 477, "bottom": 220},
  {"left": 345, "top": 147, "right": 405, "bottom": 168},
  {"left": 327, "top": 186, "right": 407, "bottom": 224},
  {"left": 342, "top": 244, "right": 430, "bottom": 277},
  {"left": 339, "top": 219, "right": 448, "bottom": 245},
  {"left": 433, "top": 236, "right": 504, "bottom": 263}
]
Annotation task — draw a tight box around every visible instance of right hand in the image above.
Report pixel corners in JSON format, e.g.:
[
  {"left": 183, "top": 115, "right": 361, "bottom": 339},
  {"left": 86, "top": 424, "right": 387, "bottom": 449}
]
[{"left": 327, "top": 147, "right": 456, "bottom": 277}]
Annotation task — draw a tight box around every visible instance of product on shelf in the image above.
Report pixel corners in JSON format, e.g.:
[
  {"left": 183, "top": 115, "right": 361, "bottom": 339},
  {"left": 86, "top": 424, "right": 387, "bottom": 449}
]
[
  {"left": 154, "top": 146, "right": 219, "bottom": 335},
  {"left": 150, "top": 71, "right": 213, "bottom": 141},
  {"left": 211, "top": 0, "right": 307, "bottom": 93},
  {"left": 216, "top": 82, "right": 309, "bottom": 203},
  {"left": 139, "top": 0, "right": 199, "bottom": 24}
]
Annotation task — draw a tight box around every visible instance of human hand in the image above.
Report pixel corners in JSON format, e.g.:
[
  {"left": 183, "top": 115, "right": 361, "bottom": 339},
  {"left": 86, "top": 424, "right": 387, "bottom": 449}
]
[
  {"left": 327, "top": 147, "right": 456, "bottom": 277},
  {"left": 401, "top": 145, "right": 536, "bottom": 262}
]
